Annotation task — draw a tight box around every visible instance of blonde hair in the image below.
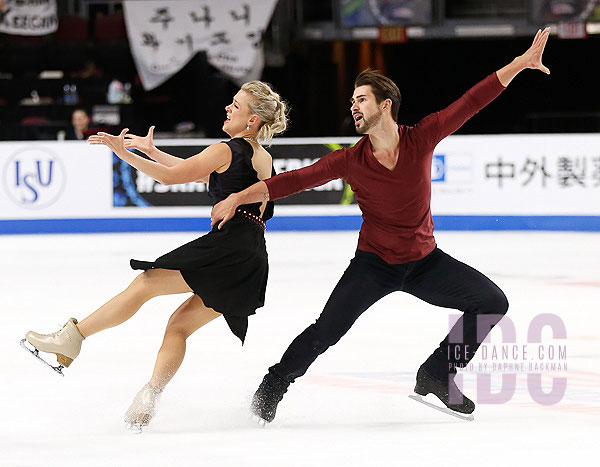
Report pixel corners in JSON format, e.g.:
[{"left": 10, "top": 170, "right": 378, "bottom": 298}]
[{"left": 241, "top": 81, "right": 288, "bottom": 143}]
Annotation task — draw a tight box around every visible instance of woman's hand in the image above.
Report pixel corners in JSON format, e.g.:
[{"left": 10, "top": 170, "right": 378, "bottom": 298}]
[
  {"left": 88, "top": 128, "right": 129, "bottom": 157},
  {"left": 124, "top": 126, "right": 155, "bottom": 154}
]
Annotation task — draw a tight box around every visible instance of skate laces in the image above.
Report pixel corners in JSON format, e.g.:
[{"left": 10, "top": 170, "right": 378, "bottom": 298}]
[
  {"left": 35, "top": 322, "right": 67, "bottom": 338},
  {"left": 37, "top": 319, "right": 78, "bottom": 338}
]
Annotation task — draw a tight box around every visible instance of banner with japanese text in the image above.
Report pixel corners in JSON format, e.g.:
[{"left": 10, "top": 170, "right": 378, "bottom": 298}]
[
  {"left": 122, "top": 0, "right": 278, "bottom": 90},
  {"left": 0, "top": 0, "right": 58, "bottom": 36},
  {"left": 431, "top": 134, "right": 600, "bottom": 215}
]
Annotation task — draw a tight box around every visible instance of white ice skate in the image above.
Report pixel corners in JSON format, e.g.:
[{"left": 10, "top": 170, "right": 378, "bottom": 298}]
[
  {"left": 124, "top": 383, "right": 162, "bottom": 433},
  {"left": 21, "top": 318, "right": 84, "bottom": 377}
]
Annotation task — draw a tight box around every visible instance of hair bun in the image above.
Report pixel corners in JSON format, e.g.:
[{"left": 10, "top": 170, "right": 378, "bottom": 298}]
[{"left": 241, "top": 81, "right": 289, "bottom": 144}]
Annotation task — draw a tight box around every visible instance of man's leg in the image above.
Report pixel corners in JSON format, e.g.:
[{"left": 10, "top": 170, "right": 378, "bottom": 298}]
[
  {"left": 403, "top": 247, "right": 509, "bottom": 412},
  {"left": 252, "top": 251, "right": 396, "bottom": 422}
]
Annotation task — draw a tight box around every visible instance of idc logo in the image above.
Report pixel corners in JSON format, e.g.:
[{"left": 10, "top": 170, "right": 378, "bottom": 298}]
[
  {"left": 3, "top": 147, "right": 66, "bottom": 209},
  {"left": 431, "top": 154, "right": 446, "bottom": 182}
]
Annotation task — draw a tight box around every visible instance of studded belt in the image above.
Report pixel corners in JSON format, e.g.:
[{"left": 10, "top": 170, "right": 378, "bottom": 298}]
[{"left": 236, "top": 208, "right": 266, "bottom": 230}]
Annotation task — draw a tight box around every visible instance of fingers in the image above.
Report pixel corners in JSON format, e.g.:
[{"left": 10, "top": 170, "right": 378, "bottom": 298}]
[
  {"left": 531, "top": 27, "right": 550, "bottom": 51},
  {"left": 536, "top": 28, "right": 551, "bottom": 74},
  {"left": 523, "top": 27, "right": 550, "bottom": 74},
  {"left": 210, "top": 210, "right": 232, "bottom": 229},
  {"left": 217, "top": 217, "right": 230, "bottom": 230},
  {"left": 540, "top": 28, "right": 550, "bottom": 49},
  {"left": 532, "top": 28, "right": 541, "bottom": 47},
  {"left": 538, "top": 28, "right": 550, "bottom": 50},
  {"left": 89, "top": 129, "right": 133, "bottom": 148},
  {"left": 88, "top": 135, "right": 111, "bottom": 145},
  {"left": 148, "top": 126, "right": 155, "bottom": 138},
  {"left": 210, "top": 206, "right": 220, "bottom": 228}
]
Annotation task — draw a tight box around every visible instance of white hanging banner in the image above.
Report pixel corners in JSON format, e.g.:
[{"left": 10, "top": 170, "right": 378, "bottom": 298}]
[
  {"left": 123, "top": 0, "right": 278, "bottom": 90},
  {"left": 0, "top": 0, "right": 58, "bottom": 36}
]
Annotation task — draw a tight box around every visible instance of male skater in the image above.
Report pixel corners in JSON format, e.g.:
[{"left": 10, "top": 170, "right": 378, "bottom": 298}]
[{"left": 211, "top": 28, "right": 551, "bottom": 422}]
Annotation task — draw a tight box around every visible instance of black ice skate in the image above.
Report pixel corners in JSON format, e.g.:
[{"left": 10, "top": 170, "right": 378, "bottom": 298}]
[
  {"left": 250, "top": 373, "right": 290, "bottom": 426},
  {"left": 409, "top": 367, "right": 475, "bottom": 421}
]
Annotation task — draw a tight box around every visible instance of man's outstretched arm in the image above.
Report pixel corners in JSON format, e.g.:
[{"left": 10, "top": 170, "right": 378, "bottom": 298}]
[
  {"left": 496, "top": 27, "right": 551, "bottom": 86},
  {"left": 211, "top": 149, "right": 348, "bottom": 229},
  {"left": 420, "top": 27, "right": 551, "bottom": 146},
  {"left": 210, "top": 181, "right": 270, "bottom": 229}
]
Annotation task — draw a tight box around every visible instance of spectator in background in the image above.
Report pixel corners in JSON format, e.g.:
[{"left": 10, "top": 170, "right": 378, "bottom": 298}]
[{"left": 66, "top": 108, "right": 90, "bottom": 140}]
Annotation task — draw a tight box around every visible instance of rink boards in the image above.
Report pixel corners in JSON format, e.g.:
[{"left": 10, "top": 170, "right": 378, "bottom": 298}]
[{"left": 1, "top": 134, "right": 599, "bottom": 233}]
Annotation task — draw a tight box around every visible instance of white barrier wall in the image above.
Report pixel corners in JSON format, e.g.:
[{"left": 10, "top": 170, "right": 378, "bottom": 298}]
[
  {"left": 1, "top": 134, "right": 599, "bottom": 233},
  {"left": 432, "top": 134, "right": 600, "bottom": 216},
  {"left": 1, "top": 142, "right": 112, "bottom": 219}
]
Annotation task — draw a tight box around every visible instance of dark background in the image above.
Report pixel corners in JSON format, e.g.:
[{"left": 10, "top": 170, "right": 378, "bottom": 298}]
[{"left": 1, "top": 0, "right": 598, "bottom": 141}]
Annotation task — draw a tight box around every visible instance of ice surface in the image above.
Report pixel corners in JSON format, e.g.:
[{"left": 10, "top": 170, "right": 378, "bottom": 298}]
[{"left": 1, "top": 231, "right": 598, "bottom": 466}]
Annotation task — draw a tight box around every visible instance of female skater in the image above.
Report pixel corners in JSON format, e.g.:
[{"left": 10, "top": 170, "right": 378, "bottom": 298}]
[{"left": 22, "top": 81, "right": 288, "bottom": 430}]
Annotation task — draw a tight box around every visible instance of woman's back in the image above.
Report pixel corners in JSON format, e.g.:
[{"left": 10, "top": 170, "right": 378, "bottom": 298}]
[{"left": 209, "top": 138, "right": 274, "bottom": 219}]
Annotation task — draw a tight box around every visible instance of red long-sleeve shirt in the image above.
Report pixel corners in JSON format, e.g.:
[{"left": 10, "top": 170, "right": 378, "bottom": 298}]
[{"left": 266, "top": 73, "right": 506, "bottom": 264}]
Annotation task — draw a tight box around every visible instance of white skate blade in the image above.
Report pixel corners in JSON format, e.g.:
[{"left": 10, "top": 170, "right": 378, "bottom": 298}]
[
  {"left": 126, "top": 423, "right": 144, "bottom": 434},
  {"left": 250, "top": 414, "right": 267, "bottom": 428},
  {"left": 20, "top": 339, "right": 65, "bottom": 377},
  {"left": 408, "top": 394, "right": 474, "bottom": 422}
]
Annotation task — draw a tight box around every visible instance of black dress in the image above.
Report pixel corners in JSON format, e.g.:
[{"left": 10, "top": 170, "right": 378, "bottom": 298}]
[{"left": 130, "top": 138, "right": 274, "bottom": 343}]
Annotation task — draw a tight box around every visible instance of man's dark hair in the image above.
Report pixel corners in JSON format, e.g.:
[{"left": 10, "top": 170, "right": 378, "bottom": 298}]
[{"left": 354, "top": 68, "right": 401, "bottom": 122}]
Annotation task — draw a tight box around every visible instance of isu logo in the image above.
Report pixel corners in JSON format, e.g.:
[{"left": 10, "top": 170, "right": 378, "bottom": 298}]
[
  {"left": 431, "top": 154, "right": 446, "bottom": 182},
  {"left": 3, "top": 146, "right": 66, "bottom": 209}
]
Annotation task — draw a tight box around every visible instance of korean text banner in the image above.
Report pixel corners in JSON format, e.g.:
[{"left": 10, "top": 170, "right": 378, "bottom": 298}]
[
  {"left": 0, "top": 0, "right": 58, "bottom": 36},
  {"left": 123, "top": 0, "right": 278, "bottom": 90}
]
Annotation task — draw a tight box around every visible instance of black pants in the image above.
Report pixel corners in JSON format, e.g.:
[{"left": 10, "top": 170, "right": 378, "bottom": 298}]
[{"left": 270, "top": 247, "right": 509, "bottom": 383}]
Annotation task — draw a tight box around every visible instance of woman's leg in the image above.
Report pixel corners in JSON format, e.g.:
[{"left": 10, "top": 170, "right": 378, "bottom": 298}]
[
  {"left": 77, "top": 269, "right": 193, "bottom": 338},
  {"left": 149, "top": 295, "right": 221, "bottom": 390}
]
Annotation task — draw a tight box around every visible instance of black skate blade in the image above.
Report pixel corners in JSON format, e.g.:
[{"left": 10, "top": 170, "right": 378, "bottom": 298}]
[
  {"left": 250, "top": 414, "right": 268, "bottom": 428},
  {"left": 20, "top": 339, "right": 65, "bottom": 377},
  {"left": 408, "top": 394, "right": 474, "bottom": 422}
]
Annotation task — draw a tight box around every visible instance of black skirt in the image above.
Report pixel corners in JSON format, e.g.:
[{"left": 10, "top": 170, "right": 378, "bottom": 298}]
[{"left": 130, "top": 216, "right": 269, "bottom": 343}]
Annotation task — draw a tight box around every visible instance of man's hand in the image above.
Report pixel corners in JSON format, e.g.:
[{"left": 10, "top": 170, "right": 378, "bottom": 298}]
[
  {"left": 124, "top": 126, "right": 155, "bottom": 154},
  {"left": 496, "top": 27, "right": 551, "bottom": 87},
  {"left": 518, "top": 27, "right": 551, "bottom": 75},
  {"left": 211, "top": 194, "right": 240, "bottom": 230},
  {"left": 88, "top": 128, "right": 129, "bottom": 156}
]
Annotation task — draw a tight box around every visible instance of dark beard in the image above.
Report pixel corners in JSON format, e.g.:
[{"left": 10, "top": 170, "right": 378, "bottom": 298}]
[{"left": 355, "top": 110, "right": 382, "bottom": 134}]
